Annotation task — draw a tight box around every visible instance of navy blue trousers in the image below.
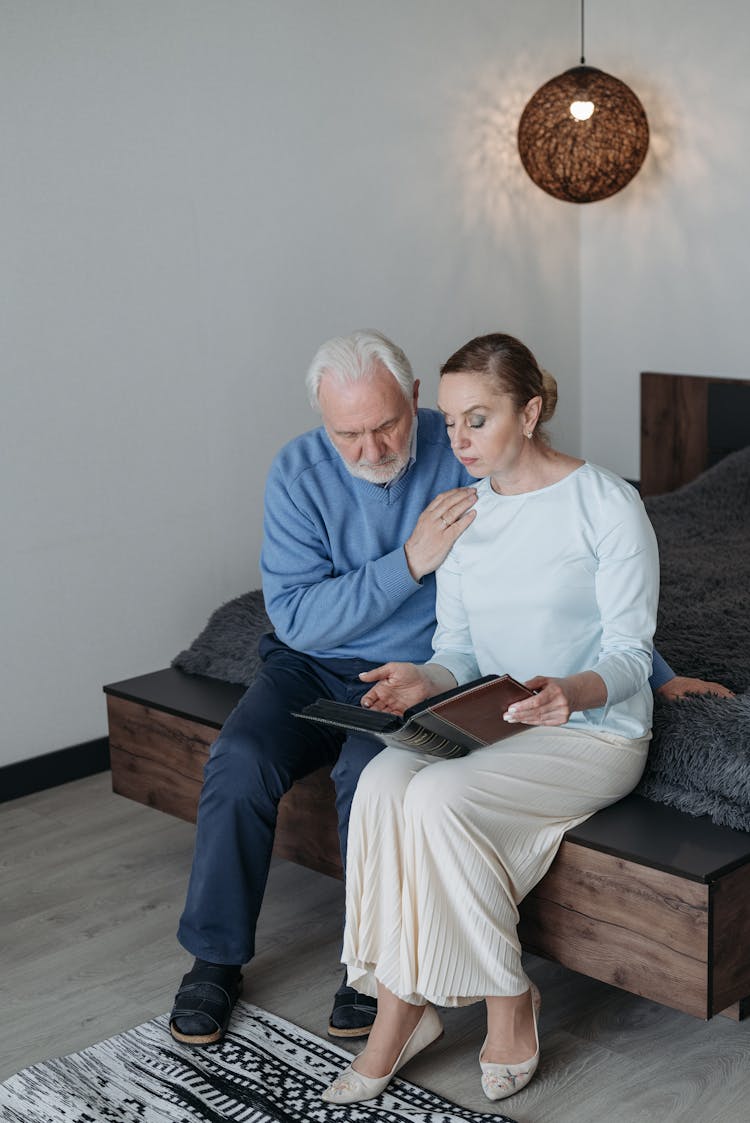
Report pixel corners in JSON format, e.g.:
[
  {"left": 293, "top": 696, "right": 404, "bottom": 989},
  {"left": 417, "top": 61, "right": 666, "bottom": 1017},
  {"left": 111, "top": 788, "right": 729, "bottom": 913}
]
[{"left": 177, "top": 633, "right": 384, "bottom": 965}]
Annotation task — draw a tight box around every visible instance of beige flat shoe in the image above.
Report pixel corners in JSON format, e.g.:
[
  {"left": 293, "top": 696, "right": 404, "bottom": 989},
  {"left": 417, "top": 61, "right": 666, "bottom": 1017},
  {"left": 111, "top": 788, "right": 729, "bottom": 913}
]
[
  {"left": 321, "top": 1004, "right": 443, "bottom": 1104},
  {"left": 480, "top": 982, "right": 541, "bottom": 1101}
]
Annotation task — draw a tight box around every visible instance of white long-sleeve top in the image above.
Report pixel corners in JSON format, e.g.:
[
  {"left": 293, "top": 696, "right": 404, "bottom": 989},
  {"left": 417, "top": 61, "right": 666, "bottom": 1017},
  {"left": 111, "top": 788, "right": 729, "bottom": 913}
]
[{"left": 428, "top": 463, "right": 660, "bottom": 739}]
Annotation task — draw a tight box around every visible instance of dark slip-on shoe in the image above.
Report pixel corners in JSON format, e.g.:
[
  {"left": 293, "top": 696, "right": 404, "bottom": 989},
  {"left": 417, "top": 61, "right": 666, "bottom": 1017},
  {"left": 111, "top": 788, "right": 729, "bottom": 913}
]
[
  {"left": 169, "top": 960, "right": 243, "bottom": 1046},
  {"left": 328, "top": 971, "right": 378, "bottom": 1038}
]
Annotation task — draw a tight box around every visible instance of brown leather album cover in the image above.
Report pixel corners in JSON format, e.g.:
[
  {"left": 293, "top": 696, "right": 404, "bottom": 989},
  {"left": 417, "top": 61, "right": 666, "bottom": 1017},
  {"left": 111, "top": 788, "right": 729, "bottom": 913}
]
[{"left": 419, "top": 674, "right": 535, "bottom": 746}]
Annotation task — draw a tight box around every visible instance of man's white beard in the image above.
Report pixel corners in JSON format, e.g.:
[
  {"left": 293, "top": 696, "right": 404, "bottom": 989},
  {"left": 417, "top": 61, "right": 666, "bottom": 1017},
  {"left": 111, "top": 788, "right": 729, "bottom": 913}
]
[
  {"left": 346, "top": 452, "right": 408, "bottom": 484},
  {"left": 341, "top": 416, "right": 415, "bottom": 485}
]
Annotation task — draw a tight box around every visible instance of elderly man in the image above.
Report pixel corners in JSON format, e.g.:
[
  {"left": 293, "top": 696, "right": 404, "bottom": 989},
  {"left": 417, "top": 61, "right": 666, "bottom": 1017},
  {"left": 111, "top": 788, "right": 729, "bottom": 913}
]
[
  {"left": 169, "top": 328, "right": 730, "bottom": 1048},
  {"left": 169, "top": 329, "right": 476, "bottom": 1046}
]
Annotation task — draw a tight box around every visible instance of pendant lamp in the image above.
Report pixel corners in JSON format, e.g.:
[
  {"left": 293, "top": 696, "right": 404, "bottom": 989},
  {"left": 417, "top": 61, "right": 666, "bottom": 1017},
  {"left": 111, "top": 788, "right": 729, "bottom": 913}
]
[{"left": 517, "top": 1, "right": 649, "bottom": 203}]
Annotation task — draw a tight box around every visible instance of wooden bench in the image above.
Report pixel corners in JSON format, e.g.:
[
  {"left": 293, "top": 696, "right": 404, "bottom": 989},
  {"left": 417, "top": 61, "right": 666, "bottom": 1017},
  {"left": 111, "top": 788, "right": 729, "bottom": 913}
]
[{"left": 104, "top": 666, "right": 750, "bottom": 1022}]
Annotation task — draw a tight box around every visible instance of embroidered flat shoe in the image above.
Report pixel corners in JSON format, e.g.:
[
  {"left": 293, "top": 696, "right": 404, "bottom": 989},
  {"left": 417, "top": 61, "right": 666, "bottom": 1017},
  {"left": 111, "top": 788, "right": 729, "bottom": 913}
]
[
  {"left": 480, "top": 982, "right": 541, "bottom": 1101},
  {"left": 321, "top": 1003, "right": 443, "bottom": 1104}
]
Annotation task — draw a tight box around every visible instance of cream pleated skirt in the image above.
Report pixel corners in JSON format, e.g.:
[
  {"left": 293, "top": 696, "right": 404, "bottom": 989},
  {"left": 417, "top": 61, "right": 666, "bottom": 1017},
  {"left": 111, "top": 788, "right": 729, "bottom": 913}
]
[{"left": 342, "top": 724, "right": 650, "bottom": 1007}]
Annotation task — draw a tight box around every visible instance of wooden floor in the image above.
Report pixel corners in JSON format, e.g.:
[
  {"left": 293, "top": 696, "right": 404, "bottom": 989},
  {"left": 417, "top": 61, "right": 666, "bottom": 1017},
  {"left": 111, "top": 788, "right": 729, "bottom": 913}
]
[{"left": 3, "top": 773, "right": 750, "bottom": 1122}]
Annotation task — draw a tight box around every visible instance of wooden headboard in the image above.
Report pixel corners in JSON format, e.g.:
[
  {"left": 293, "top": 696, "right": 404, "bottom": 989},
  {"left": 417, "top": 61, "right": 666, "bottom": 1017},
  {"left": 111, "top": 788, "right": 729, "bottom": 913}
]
[{"left": 640, "top": 371, "right": 750, "bottom": 496}]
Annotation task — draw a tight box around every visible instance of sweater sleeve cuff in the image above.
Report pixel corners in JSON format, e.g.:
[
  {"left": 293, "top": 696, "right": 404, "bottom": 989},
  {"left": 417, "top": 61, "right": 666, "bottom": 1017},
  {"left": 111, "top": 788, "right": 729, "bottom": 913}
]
[
  {"left": 380, "top": 545, "right": 424, "bottom": 598},
  {"left": 594, "top": 649, "right": 652, "bottom": 708},
  {"left": 649, "top": 648, "right": 675, "bottom": 690},
  {"left": 427, "top": 649, "right": 480, "bottom": 686}
]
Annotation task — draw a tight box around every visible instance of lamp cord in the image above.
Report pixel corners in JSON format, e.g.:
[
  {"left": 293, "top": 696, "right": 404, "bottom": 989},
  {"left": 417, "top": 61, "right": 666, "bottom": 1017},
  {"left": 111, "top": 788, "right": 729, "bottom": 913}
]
[{"left": 580, "top": 0, "right": 586, "bottom": 64}]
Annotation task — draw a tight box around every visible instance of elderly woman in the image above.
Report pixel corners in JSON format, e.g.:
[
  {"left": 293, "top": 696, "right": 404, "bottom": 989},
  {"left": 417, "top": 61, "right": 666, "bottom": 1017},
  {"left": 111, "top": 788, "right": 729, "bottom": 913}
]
[{"left": 322, "top": 332, "right": 659, "bottom": 1105}]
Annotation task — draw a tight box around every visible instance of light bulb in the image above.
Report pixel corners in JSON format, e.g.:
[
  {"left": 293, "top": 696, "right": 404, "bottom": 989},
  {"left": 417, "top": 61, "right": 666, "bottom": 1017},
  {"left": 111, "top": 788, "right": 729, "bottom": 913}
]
[{"left": 570, "top": 99, "right": 595, "bottom": 121}]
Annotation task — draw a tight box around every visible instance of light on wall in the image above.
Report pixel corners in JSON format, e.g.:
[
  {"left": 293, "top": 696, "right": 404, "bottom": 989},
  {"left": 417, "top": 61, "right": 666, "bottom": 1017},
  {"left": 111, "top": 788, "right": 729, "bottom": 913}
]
[{"left": 517, "top": 1, "right": 649, "bottom": 203}]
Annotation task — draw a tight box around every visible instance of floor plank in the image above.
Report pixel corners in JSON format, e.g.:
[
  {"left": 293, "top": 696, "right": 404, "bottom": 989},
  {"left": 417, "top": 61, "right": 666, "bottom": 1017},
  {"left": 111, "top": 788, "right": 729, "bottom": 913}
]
[{"left": 2, "top": 773, "right": 750, "bottom": 1121}]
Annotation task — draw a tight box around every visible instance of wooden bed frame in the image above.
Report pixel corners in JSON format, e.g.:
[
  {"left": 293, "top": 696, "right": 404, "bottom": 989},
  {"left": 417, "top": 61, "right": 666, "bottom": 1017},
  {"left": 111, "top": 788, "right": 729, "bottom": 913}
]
[
  {"left": 640, "top": 371, "right": 750, "bottom": 496},
  {"left": 104, "top": 371, "right": 750, "bottom": 1021}
]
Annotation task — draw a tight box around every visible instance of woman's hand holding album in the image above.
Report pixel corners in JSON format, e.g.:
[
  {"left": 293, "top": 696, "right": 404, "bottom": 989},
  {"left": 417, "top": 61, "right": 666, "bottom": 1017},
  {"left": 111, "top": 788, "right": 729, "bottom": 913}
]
[{"left": 504, "top": 672, "right": 608, "bottom": 727}]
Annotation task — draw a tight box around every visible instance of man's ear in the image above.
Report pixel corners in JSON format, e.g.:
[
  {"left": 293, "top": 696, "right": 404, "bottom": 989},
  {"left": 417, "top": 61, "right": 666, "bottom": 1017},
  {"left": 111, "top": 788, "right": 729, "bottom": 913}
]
[{"left": 412, "top": 378, "right": 420, "bottom": 412}]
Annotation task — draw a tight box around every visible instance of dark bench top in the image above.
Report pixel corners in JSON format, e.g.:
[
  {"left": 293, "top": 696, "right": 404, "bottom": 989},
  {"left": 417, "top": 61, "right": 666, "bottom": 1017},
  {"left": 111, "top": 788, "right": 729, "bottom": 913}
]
[
  {"left": 105, "top": 667, "right": 245, "bottom": 728},
  {"left": 104, "top": 667, "right": 750, "bottom": 885}
]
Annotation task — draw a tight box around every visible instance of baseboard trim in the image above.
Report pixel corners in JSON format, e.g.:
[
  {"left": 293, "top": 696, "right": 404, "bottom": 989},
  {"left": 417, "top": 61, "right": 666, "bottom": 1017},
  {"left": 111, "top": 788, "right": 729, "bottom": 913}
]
[{"left": 1, "top": 738, "right": 110, "bottom": 803}]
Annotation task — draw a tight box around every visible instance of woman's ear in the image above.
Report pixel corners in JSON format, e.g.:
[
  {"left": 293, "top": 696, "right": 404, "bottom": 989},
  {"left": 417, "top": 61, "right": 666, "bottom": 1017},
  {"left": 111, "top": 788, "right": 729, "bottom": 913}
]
[{"left": 523, "top": 395, "right": 543, "bottom": 436}]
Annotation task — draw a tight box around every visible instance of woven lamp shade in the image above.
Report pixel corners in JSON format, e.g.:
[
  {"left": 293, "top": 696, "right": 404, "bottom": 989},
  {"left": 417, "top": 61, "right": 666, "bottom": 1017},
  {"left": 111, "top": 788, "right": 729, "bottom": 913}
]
[{"left": 518, "top": 65, "right": 649, "bottom": 203}]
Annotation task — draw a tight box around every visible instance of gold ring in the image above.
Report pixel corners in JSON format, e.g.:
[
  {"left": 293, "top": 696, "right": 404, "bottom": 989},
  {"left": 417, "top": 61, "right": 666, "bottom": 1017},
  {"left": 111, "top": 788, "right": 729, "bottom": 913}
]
[{"left": 440, "top": 515, "right": 448, "bottom": 528}]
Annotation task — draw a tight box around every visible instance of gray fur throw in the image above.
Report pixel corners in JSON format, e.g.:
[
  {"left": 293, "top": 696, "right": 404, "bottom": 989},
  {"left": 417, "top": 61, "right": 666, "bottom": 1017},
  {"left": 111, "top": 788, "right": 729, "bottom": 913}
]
[
  {"left": 636, "top": 446, "right": 750, "bottom": 829},
  {"left": 172, "top": 590, "right": 271, "bottom": 686},
  {"left": 173, "top": 446, "right": 750, "bottom": 830}
]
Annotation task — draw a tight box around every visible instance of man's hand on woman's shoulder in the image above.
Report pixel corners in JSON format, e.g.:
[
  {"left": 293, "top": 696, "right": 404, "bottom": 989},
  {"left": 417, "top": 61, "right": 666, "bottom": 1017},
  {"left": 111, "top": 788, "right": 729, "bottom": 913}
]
[{"left": 404, "top": 487, "right": 477, "bottom": 582}]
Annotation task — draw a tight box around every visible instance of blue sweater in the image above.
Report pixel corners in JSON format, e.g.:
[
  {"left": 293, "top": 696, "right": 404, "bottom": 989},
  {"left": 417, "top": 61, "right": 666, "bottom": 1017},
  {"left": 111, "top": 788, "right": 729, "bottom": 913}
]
[{"left": 261, "top": 409, "right": 469, "bottom": 662}]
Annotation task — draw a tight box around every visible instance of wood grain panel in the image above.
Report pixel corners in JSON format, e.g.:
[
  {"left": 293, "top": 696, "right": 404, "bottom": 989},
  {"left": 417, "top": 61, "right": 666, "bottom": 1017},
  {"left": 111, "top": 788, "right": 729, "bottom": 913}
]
[
  {"left": 711, "top": 862, "right": 750, "bottom": 1016},
  {"left": 640, "top": 372, "right": 708, "bottom": 496},
  {"left": 640, "top": 371, "right": 750, "bottom": 496},
  {"left": 107, "top": 696, "right": 214, "bottom": 822},
  {"left": 519, "top": 840, "right": 710, "bottom": 1017},
  {"left": 108, "top": 696, "right": 342, "bottom": 878}
]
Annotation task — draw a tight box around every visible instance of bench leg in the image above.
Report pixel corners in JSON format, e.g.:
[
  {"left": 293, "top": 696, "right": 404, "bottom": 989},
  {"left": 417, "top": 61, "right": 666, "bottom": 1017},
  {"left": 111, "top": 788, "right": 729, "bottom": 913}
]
[{"left": 718, "top": 997, "right": 749, "bottom": 1021}]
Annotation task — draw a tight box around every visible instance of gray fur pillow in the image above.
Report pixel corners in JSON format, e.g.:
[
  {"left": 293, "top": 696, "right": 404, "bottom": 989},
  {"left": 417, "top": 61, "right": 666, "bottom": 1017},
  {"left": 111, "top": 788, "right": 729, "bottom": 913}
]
[
  {"left": 637, "top": 693, "right": 750, "bottom": 831},
  {"left": 172, "top": 589, "right": 271, "bottom": 686}
]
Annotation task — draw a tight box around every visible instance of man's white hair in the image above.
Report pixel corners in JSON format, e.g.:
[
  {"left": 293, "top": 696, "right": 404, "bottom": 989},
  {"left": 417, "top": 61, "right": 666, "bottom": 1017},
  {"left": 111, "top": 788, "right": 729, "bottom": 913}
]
[{"left": 305, "top": 329, "right": 414, "bottom": 411}]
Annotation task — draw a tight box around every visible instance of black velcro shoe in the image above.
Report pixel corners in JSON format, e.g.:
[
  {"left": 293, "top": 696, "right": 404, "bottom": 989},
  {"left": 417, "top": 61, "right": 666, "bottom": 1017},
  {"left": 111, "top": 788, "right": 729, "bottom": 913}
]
[
  {"left": 328, "top": 970, "right": 378, "bottom": 1038},
  {"left": 169, "top": 959, "right": 243, "bottom": 1046}
]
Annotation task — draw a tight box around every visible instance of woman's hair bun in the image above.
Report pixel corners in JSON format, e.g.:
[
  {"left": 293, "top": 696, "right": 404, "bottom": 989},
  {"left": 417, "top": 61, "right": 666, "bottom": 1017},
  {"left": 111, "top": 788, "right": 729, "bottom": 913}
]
[{"left": 539, "top": 368, "right": 558, "bottom": 423}]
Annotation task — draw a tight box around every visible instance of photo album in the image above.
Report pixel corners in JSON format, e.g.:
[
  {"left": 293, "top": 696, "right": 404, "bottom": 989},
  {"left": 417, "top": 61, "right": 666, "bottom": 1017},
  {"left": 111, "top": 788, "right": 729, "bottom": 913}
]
[{"left": 294, "top": 673, "right": 535, "bottom": 758}]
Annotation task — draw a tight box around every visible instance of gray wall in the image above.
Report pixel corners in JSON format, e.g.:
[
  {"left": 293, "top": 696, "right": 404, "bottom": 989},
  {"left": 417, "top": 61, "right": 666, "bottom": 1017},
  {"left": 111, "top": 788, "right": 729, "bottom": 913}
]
[
  {"left": 2, "top": 1, "right": 578, "bottom": 767},
  {"left": 580, "top": 0, "right": 750, "bottom": 477}
]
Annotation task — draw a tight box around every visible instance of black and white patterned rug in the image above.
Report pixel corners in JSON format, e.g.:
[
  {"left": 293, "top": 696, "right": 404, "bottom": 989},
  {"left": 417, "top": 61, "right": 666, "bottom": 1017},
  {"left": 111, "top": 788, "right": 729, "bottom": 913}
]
[{"left": 0, "top": 1001, "right": 516, "bottom": 1123}]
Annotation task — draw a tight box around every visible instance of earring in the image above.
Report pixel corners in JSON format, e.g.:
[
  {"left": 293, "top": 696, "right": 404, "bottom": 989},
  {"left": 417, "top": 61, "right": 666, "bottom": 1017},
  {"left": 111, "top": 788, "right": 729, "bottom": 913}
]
[{"left": 525, "top": 430, "right": 533, "bottom": 439}]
